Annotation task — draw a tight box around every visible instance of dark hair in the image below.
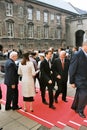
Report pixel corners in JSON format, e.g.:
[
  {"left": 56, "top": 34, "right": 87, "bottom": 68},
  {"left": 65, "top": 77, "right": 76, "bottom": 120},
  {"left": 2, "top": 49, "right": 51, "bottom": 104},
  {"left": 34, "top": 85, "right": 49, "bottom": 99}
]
[
  {"left": 21, "top": 52, "right": 29, "bottom": 65},
  {"left": 45, "top": 50, "right": 52, "bottom": 56},
  {"left": 30, "top": 52, "right": 36, "bottom": 56}
]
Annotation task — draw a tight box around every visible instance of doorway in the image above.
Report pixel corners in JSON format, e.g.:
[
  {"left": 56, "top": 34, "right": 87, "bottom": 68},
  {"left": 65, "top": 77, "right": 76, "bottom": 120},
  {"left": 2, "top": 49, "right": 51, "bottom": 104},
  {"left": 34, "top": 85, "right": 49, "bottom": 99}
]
[{"left": 75, "top": 30, "right": 85, "bottom": 47}]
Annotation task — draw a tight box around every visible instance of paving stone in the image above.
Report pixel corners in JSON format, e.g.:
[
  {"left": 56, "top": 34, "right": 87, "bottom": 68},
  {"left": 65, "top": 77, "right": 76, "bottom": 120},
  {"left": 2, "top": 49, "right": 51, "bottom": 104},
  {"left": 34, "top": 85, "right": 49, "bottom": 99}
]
[
  {"left": 50, "top": 126, "right": 61, "bottom": 130},
  {"left": 63, "top": 126, "right": 75, "bottom": 130},
  {"left": 10, "top": 111, "right": 22, "bottom": 119},
  {"left": 0, "top": 111, "right": 14, "bottom": 128},
  {"left": 37, "top": 125, "right": 50, "bottom": 130},
  {"left": 30, "top": 124, "right": 42, "bottom": 130},
  {"left": 2, "top": 121, "right": 28, "bottom": 130},
  {"left": 79, "top": 125, "right": 87, "bottom": 130},
  {"left": 17, "top": 116, "right": 39, "bottom": 129}
]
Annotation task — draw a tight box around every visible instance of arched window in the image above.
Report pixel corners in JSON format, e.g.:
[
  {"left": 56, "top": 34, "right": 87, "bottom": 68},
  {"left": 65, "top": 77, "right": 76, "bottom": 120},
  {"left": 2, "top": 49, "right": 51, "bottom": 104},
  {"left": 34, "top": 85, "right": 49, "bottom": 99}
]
[
  {"left": 44, "top": 24, "right": 49, "bottom": 38},
  {"left": 6, "top": 19, "right": 14, "bottom": 38},
  {"left": 28, "top": 22, "right": 34, "bottom": 38}
]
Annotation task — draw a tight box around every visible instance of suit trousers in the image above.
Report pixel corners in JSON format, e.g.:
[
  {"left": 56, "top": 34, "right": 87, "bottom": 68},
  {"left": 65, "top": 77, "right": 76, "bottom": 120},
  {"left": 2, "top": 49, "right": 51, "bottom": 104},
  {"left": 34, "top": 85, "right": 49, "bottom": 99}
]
[
  {"left": 55, "top": 81, "right": 67, "bottom": 101},
  {"left": 5, "top": 85, "right": 18, "bottom": 109},
  {"left": 40, "top": 80, "right": 54, "bottom": 107},
  {"left": 71, "top": 88, "right": 87, "bottom": 113}
]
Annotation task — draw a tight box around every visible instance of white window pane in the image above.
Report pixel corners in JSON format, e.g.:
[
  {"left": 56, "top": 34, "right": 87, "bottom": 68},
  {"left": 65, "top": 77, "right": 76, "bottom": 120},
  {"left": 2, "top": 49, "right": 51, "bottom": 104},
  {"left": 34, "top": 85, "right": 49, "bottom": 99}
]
[
  {"left": 57, "top": 29, "right": 61, "bottom": 39},
  {"left": 51, "top": 14, "right": 54, "bottom": 21},
  {"left": 44, "top": 12, "right": 48, "bottom": 22},
  {"left": 57, "top": 15, "right": 61, "bottom": 25},
  {"left": 44, "top": 27, "right": 49, "bottom": 38},
  {"left": 6, "top": 3, "right": 13, "bottom": 16},
  {"left": 36, "top": 11, "right": 40, "bottom": 21},
  {"left": 19, "top": 25, "right": 24, "bottom": 37},
  {"left": 18, "top": 7, "right": 23, "bottom": 18},
  {"left": 28, "top": 25, "right": 34, "bottom": 38},
  {"left": 7, "top": 22, "right": 14, "bottom": 37},
  {"left": 28, "top": 8, "right": 32, "bottom": 20}
]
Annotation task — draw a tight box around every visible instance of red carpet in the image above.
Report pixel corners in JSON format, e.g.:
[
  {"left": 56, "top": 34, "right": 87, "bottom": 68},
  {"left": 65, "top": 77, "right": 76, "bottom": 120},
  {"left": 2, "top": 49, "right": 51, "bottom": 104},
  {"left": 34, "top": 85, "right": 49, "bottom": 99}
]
[{"left": 1, "top": 83, "right": 87, "bottom": 129}]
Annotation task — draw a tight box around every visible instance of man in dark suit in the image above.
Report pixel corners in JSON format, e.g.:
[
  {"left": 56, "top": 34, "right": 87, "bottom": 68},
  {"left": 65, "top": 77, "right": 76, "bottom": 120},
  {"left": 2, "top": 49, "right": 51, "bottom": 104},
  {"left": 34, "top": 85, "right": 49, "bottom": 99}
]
[
  {"left": 40, "top": 50, "right": 56, "bottom": 109},
  {"left": 4, "top": 51, "right": 22, "bottom": 110},
  {"left": 52, "top": 50, "right": 70, "bottom": 103},
  {"left": 48, "top": 47, "right": 58, "bottom": 65},
  {"left": 69, "top": 41, "right": 87, "bottom": 118}
]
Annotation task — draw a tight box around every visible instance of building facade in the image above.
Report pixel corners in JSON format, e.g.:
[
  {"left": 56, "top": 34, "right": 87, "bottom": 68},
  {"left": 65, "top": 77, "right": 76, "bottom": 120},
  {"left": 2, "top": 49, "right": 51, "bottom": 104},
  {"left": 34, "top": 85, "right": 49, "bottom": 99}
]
[
  {"left": 0, "top": 0, "right": 78, "bottom": 51},
  {"left": 66, "top": 14, "right": 87, "bottom": 48}
]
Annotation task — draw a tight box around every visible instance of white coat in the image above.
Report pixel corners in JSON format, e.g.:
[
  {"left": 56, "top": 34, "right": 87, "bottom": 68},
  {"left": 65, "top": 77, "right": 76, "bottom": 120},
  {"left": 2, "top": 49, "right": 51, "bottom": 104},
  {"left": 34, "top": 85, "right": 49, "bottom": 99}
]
[{"left": 18, "top": 61, "right": 36, "bottom": 97}]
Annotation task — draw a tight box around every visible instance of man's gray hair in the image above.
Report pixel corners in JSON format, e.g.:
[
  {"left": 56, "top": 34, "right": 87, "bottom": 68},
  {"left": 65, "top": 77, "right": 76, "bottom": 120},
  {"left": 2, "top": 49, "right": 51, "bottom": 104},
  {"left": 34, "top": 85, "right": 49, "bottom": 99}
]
[
  {"left": 59, "top": 50, "right": 66, "bottom": 55},
  {"left": 83, "top": 32, "right": 87, "bottom": 45},
  {"left": 10, "top": 51, "right": 18, "bottom": 58}
]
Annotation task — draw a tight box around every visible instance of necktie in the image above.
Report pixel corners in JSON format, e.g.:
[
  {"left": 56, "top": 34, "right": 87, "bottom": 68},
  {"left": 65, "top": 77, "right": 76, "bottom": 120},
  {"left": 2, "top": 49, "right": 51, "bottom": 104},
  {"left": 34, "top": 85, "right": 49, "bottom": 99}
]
[
  {"left": 48, "top": 60, "right": 51, "bottom": 68},
  {"left": 61, "top": 59, "right": 64, "bottom": 69}
]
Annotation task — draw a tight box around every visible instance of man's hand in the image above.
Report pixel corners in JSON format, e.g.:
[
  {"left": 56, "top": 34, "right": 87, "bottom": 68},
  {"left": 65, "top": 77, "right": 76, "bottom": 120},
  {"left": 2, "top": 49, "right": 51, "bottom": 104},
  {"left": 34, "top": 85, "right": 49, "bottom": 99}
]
[
  {"left": 48, "top": 80, "right": 52, "bottom": 84},
  {"left": 12, "top": 85, "right": 15, "bottom": 89},
  {"left": 57, "top": 75, "right": 61, "bottom": 79}
]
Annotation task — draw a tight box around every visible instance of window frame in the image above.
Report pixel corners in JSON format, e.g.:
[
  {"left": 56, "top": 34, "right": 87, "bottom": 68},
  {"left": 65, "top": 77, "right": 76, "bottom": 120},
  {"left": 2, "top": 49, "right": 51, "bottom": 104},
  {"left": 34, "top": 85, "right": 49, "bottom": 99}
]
[{"left": 6, "top": 2, "right": 13, "bottom": 16}]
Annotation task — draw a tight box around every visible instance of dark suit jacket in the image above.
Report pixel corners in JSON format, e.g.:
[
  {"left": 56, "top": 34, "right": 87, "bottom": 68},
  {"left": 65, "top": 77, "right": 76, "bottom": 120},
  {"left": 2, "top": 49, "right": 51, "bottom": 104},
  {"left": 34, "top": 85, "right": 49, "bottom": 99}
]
[
  {"left": 51, "top": 53, "right": 58, "bottom": 65},
  {"left": 69, "top": 49, "right": 87, "bottom": 88},
  {"left": 4, "top": 59, "right": 18, "bottom": 86},
  {"left": 40, "top": 58, "right": 53, "bottom": 86},
  {"left": 52, "top": 58, "right": 70, "bottom": 83}
]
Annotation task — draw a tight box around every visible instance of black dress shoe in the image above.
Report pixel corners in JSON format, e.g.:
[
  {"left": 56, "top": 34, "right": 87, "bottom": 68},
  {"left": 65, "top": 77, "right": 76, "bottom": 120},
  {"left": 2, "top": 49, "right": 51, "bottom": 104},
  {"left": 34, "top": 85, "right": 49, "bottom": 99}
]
[
  {"left": 5, "top": 106, "right": 12, "bottom": 111},
  {"left": 71, "top": 106, "right": 79, "bottom": 112},
  {"left": 49, "top": 105, "right": 56, "bottom": 109},
  {"left": 13, "top": 106, "right": 22, "bottom": 110},
  {"left": 78, "top": 112, "right": 86, "bottom": 118},
  {"left": 55, "top": 99, "right": 58, "bottom": 103},
  {"left": 43, "top": 101, "right": 49, "bottom": 105},
  {"left": 62, "top": 100, "right": 68, "bottom": 102}
]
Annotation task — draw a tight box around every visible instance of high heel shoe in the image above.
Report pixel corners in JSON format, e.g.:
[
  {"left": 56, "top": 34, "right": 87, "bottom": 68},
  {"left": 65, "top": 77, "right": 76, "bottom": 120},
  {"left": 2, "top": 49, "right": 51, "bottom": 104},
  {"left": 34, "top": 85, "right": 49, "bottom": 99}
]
[
  {"left": 24, "top": 108, "right": 27, "bottom": 112},
  {"left": 30, "top": 109, "right": 34, "bottom": 112}
]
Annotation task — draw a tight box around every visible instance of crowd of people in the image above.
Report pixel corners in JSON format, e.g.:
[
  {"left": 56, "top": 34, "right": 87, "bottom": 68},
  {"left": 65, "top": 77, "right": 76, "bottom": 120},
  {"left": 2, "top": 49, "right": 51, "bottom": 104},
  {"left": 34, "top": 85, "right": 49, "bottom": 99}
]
[{"left": 0, "top": 41, "right": 87, "bottom": 119}]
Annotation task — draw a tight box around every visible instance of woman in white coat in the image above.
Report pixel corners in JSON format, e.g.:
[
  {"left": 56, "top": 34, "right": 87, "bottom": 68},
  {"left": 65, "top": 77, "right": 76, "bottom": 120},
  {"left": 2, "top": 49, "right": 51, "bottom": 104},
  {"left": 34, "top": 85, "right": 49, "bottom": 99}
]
[{"left": 18, "top": 52, "right": 36, "bottom": 112}]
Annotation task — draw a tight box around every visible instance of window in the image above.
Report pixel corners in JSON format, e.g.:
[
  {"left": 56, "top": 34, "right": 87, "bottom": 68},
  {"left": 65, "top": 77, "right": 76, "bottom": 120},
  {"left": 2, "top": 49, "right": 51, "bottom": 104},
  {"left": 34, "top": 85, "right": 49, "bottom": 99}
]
[
  {"left": 27, "top": 8, "right": 32, "bottom": 20},
  {"left": 36, "top": 10, "right": 40, "bottom": 21},
  {"left": 44, "top": 12, "right": 48, "bottom": 23},
  {"left": 6, "top": 22, "right": 14, "bottom": 38},
  {"left": 56, "top": 15, "right": 61, "bottom": 25},
  {"left": 6, "top": 3, "right": 13, "bottom": 16},
  {"left": 37, "top": 26, "right": 41, "bottom": 38},
  {"left": 51, "top": 14, "right": 54, "bottom": 21},
  {"left": 44, "top": 27, "right": 49, "bottom": 38},
  {"left": 50, "top": 28, "right": 55, "bottom": 38},
  {"left": 18, "top": 7, "right": 23, "bottom": 18},
  {"left": 19, "top": 24, "right": 24, "bottom": 38},
  {"left": 56, "top": 29, "right": 61, "bottom": 39},
  {"left": 28, "top": 24, "right": 34, "bottom": 38}
]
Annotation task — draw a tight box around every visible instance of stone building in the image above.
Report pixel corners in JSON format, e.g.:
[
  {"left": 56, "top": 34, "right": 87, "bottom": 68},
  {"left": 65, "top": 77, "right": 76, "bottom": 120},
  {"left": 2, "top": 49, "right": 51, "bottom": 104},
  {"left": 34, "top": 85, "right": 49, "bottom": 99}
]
[
  {"left": 66, "top": 14, "right": 87, "bottom": 48},
  {"left": 0, "top": 0, "right": 79, "bottom": 51}
]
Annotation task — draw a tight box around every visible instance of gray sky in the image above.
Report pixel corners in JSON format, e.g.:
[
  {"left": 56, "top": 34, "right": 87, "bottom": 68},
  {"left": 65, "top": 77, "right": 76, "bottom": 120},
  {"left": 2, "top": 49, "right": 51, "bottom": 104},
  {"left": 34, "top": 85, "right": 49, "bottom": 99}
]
[{"left": 65, "top": 0, "right": 87, "bottom": 11}]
